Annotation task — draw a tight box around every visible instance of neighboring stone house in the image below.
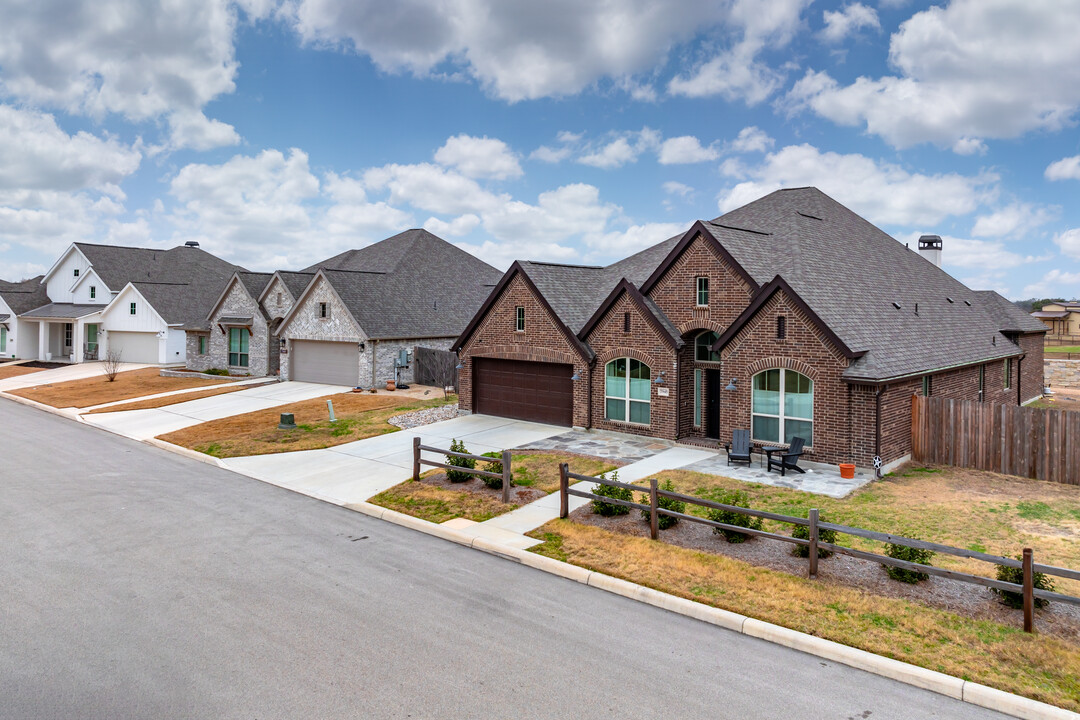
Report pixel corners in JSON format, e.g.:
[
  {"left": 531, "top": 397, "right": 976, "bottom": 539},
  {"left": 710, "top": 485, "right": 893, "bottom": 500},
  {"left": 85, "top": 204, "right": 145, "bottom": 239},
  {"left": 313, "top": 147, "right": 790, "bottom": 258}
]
[
  {"left": 275, "top": 229, "right": 501, "bottom": 387},
  {"left": 453, "top": 187, "right": 1047, "bottom": 472},
  {"left": 186, "top": 271, "right": 274, "bottom": 376}
]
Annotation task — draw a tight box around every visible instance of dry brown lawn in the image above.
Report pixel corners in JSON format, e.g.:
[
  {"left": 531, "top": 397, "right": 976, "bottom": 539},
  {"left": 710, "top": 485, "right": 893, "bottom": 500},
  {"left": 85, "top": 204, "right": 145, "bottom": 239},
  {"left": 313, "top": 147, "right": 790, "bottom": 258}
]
[
  {"left": 161, "top": 393, "right": 455, "bottom": 458},
  {"left": 87, "top": 382, "right": 262, "bottom": 413},
  {"left": 9, "top": 367, "right": 231, "bottom": 408},
  {"left": 0, "top": 364, "right": 45, "bottom": 380},
  {"left": 370, "top": 480, "right": 517, "bottom": 523},
  {"left": 528, "top": 520, "right": 1080, "bottom": 711}
]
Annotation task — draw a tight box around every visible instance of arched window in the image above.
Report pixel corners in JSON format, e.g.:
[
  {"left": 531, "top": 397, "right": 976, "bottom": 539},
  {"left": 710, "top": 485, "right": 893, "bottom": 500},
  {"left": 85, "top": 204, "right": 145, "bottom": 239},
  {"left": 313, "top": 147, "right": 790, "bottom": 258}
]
[
  {"left": 605, "top": 358, "right": 650, "bottom": 424},
  {"left": 751, "top": 369, "right": 813, "bottom": 445},
  {"left": 695, "top": 331, "right": 720, "bottom": 362}
]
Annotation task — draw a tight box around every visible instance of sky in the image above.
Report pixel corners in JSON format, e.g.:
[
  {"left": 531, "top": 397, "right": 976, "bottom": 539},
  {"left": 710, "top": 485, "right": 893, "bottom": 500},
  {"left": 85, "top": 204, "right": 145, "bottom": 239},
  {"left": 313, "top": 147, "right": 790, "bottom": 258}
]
[{"left": 1, "top": 0, "right": 1079, "bottom": 300}]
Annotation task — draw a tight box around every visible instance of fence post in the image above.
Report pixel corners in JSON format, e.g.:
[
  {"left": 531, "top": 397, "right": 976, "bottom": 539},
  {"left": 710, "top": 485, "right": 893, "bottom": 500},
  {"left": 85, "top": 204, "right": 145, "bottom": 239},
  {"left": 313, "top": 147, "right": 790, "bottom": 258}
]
[
  {"left": 808, "top": 508, "right": 819, "bottom": 579},
  {"left": 501, "top": 449, "right": 512, "bottom": 504},
  {"left": 649, "top": 478, "right": 659, "bottom": 540},
  {"left": 412, "top": 436, "right": 421, "bottom": 481},
  {"left": 559, "top": 463, "right": 569, "bottom": 519},
  {"left": 1023, "top": 547, "right": 1035, "bottom": 633}
]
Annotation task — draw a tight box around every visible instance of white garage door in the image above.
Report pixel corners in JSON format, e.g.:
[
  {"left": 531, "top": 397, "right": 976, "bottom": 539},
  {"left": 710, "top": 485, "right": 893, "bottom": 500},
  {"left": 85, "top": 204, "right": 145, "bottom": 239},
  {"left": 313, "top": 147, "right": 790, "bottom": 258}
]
[
  {"left": 291, "top": 340, "right": 358, "bottom": 386},
  {"left": 107, "top": 331, "right": 159, "bottom": 363}
]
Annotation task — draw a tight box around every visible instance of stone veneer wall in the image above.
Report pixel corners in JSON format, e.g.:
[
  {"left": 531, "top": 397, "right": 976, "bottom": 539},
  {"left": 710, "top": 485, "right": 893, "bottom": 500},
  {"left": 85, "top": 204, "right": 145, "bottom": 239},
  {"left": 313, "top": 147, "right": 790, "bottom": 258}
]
[
  {"left": 203, "top": 280, "right": 271, "bottom": 376},
  {"left": 185, "top": 332, "right": 214, "bottom": 372},
  {"left": 279, "top": 275, "right": 364, "bottom": 382},
  {"left": 1045, "top": 359, "right": 1080, "bottom": 390}
]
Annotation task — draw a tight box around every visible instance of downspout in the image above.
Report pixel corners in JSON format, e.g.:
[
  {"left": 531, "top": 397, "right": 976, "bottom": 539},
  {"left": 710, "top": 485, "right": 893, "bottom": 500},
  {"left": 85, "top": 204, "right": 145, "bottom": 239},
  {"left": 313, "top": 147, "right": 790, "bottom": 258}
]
[
  {"left": 370, "top": 339, "right": 377, "bottom": 389},
  {"left": 586, "top": 358, "right": 595, "bottom": 430},
  {"left": 874, "top": 385, "right": 883, "bottom": 478},
  {"left": 1016, "top": 355, "right": 1022, "bottom": 405},
  {"left": 674, "top": 352, "right": 681, "bottom": 442}
]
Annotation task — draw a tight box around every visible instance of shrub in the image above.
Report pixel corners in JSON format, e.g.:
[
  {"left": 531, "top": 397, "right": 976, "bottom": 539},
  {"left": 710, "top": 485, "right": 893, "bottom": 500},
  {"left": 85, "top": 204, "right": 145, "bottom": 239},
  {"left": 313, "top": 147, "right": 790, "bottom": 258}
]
[
  {"left": 203, "top": 368, "right": 230, "bottom": 376},
  {"left": 591, "top": 471, "right": 632, "bottom": 516},
  {"left": 993, "top": 557, "right": 1055, "bottom": 609},
  {"left": 445, "top": 438, "right": 475, "bottom": 483},
  {"left": 706, "top": 490, "right": 763, "bottom": 543},
  {"left": 883, "top": 541, "right": 935, "bottom": 583},
  {"left": 479, "top": 451, "right": 513, "bottom": 490},
  {"left": 790, "top": 514, "right": 838, "bottom": 558},
  {"left": 638, "top": 479, "right": 685, "bottom": 530}
]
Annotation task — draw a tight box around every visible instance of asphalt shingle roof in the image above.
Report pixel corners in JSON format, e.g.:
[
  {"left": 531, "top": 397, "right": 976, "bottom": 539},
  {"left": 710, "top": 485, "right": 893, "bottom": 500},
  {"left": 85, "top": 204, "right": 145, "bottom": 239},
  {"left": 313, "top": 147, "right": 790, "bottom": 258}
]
[
  {"left": 974, "top": 290, "right": 1050, "bottom": 333},
  {"left": 0, "top": 275, "right": 50, "bottom": 315},
  {"left": 20, "top": 303, "right": 103, "bottom": 319},
  {"left": 274, "top": 271, "right": 315, "bottom": 300},
  {"left": 237, "top": 272, "right": 273, "bottom": 299}
]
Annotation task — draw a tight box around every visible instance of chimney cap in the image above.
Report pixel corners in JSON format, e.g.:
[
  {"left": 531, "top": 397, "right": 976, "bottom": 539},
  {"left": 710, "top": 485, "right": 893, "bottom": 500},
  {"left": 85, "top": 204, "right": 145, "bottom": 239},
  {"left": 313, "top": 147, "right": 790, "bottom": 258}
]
[
  {"left": 184, "top": 240, "right": 200, "bottom": 248},
  {"left": 918, "top": 234, "right": 942, "bottom": 250}
]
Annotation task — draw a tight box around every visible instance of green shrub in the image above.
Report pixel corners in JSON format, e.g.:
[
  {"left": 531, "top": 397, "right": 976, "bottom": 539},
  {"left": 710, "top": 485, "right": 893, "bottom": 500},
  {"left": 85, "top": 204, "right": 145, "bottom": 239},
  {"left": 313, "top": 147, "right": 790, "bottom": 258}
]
[
  {"left": 591, "top": 471, "right": 632, "bottom": 516},
  {"left": 638, "top": 479, "right": 685, "bottom": 530},
  {"left": 993, "top": 557, "right": 1055, "bottom": 609},
  {"left": 479, "top": 451, "right": 513, "bottom": 490},
  {"left": 203, "top": 368, "right": 230, "bottom": 376},
  {"left": 445, "top": 438, "right": 475, "bottom": 483},
  {"left": 707, "top": 490, "right": 763, "bottom": 543},
  {"left": 883, "top": 541, "right": 935, "bottom": 583},
  {"left": 790, "top": 514, "right": 838, "bottom": 558}
]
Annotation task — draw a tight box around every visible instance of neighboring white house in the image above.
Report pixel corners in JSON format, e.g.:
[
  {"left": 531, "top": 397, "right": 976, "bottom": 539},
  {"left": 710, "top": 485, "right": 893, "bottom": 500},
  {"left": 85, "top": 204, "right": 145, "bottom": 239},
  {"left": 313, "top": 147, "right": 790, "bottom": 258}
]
[{"left": 0, "top": 276, "right": 50, "bottom": 360}]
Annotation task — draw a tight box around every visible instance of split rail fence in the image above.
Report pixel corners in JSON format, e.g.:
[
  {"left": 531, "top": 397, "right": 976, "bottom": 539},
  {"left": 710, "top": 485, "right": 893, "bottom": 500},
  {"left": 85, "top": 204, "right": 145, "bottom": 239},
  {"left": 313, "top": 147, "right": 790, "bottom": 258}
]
[
  {"left": 413, "top": 437, "right": 513, "bottom": 503},
  {"left": 558, "top": 465, "right": 1080, "bottom": 633},
  {"left": 911, "top": 394, "right": 1080, "bottom": 484}
]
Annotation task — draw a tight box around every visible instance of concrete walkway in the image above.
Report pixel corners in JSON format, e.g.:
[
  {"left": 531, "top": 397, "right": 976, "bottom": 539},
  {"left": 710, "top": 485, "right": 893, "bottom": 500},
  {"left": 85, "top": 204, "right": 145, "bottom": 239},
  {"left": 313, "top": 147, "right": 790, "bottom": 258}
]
[
  {"left": 83, "top": 381, "right": 352, "bottom": 440},
  {"left": 82, "top": 376, "right": 276, "bottom": 411},
  {"left": 0, "top": 361, "right": 152, "bottom": 392}
]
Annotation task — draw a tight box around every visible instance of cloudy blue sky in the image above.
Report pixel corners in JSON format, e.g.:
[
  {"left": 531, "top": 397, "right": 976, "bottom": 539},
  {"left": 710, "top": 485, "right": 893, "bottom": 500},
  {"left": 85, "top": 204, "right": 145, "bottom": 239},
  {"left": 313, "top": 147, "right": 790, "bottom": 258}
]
[{"left": 1, "top": 0, "right": 1079, "bottom": 299}]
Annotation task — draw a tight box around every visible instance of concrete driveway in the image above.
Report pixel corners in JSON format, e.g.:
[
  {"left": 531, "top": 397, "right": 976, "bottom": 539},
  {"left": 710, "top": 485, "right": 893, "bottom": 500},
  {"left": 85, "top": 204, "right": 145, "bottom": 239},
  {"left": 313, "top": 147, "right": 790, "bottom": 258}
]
[
  {"left": 0, "top": 361, "right": 152, "bottom": 392},
  {"left": 83, "top": 381, "right": 350, "bottom": 440},
  {"left": 223, "top": 414, "right": 568, "bottom": 506}
]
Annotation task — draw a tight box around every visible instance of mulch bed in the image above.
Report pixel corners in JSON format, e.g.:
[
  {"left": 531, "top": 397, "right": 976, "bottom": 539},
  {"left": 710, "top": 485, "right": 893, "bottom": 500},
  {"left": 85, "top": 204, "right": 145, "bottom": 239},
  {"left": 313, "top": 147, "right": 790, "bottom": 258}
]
[
  {"left": 569, "top": 505, "right": 1080, "bottom": 641},
  {"left": 419, "top": 471, "right": 546, "bottom": 505},
  {"left": 16, "top": 362, "right": 66, "bottom": 370}
]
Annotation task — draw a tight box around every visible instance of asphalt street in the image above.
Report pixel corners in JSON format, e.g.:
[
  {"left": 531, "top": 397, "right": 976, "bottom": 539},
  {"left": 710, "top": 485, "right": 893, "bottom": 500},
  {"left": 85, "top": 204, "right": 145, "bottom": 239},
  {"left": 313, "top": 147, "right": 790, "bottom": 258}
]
[{"left": 0, "top": 398, "right": 1010, "bottom": 719}]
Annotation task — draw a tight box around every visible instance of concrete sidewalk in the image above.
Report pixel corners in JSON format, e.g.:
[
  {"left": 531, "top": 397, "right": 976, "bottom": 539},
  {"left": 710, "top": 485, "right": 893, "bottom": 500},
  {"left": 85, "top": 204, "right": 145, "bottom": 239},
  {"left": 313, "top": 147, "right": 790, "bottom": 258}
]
[{"left": 0, "top": 361, "right": 152, "bottom": 392}]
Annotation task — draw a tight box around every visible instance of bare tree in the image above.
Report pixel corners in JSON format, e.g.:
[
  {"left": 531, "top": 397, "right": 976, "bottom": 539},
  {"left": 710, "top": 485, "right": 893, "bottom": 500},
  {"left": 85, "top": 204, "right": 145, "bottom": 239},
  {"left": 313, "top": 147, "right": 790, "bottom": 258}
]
[{"left": 102, "top": 348, "right": 122, "bottom": 382}]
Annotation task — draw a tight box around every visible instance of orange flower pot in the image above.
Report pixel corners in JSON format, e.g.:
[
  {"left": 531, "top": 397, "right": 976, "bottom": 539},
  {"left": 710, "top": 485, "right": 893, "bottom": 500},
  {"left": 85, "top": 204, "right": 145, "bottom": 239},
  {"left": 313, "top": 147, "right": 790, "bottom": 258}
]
[{"left": 839, "top": 463, "right": 855, "bottom": 479}]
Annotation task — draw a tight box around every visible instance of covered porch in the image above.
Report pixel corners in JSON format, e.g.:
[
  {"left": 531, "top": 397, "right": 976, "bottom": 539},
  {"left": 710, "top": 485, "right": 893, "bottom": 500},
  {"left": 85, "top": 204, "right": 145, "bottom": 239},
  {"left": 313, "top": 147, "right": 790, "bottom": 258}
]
[{"left": 20, "top": 304, "right": 103, "bottom": 363}]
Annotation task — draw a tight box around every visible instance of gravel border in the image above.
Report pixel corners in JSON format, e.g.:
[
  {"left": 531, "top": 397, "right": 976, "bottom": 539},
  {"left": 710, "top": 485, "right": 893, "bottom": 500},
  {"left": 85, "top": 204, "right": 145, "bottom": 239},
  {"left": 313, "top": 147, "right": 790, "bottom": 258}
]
[{"left": 389, "top": 402, "right": 459, "bottom": 429}]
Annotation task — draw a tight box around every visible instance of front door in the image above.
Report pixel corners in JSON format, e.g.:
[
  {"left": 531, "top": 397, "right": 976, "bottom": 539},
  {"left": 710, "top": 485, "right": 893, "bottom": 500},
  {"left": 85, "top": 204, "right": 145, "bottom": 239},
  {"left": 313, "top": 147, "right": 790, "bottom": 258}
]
[
  {"left": 706, "top": 368, "right": 721, "bottom": 439},
  {"left": 85, "top": 324, "right": 99, "bottom": 359}
]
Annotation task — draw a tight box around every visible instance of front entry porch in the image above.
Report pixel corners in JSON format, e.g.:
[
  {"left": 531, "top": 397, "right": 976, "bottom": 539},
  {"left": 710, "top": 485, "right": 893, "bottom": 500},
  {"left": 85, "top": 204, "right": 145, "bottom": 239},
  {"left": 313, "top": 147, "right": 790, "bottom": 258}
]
[{"left": 20, "top": 305, "right": 104, "bottom": 363}]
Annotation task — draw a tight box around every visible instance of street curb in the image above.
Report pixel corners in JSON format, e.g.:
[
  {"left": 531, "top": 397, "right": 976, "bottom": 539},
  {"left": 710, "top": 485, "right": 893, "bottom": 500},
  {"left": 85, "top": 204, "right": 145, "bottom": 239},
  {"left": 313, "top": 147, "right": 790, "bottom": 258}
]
[
  {"left": 144, "top": 438, "right": 229, "bottom": 468},
  {"left": 344, "top": 500, "right": 1076, "bottom": 720},
  {"left": 0, "top": 391, "right": 81, "bottom": 420}
]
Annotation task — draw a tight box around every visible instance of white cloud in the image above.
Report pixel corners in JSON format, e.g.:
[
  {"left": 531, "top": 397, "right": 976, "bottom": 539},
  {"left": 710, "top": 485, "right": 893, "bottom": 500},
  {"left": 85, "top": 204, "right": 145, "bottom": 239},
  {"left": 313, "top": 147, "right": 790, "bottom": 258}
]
[
  {"left": 658, "top": 136, "right": 718, "bottom": 164},
  {"left": 483, "top": 183, "right": 616, "bottom": 244},
  {"left": 716, "top": 143, "right": 996, "bottom": 226},
  {"left": 729, "top": 126, "right": 773, "bottom": 153},
  {"left": 971, "top": 202, "right": 1057, "bottom": 239},
  {"left": 1053, "top": 228, "right": 1080, "bottom": 260},
  {"left": 668, "top": 0, "right": 809, "bottom": 104},
  {"left": 434, "top": 134, "right": 522, "bottom": 180},
  {"left": 363, "top": 162, "right": 505, "bottom": 215},
  {"left": 288, "top": 0, "right": 727, "bottom": 102},
  {"left": 787, "top": 0, "right": 1080, "bottom": 148},
  {"left": 0, "top": 259, "right": 47, "bottom": 281},
  {"left": 662, "top": 181, "right": 694, "bottom": 197},
  {"left": 530, "top": 145, "right": 573, "bottom": 163},
  {"left": 898, "top": 231, "right": 1047, "bottom": 270},
  {"left": 584, "top": 221, "right": 687, "bottom": 256},
  {"left": 1046, "top": 155, "right": 1080, "bottom": 181},
  {"left": 578, "top": 128, "right": 660, "bottom": 169},
  {"left": 1022, "top": 269, "right": 1080, "bottom": 299},
  {"left": 819, "top": 3, "right": 880, "bottom": 44},
  {"left": 166, "top": 110, "right": 242, "bottom": 152},
  {"left": 951, "top": 137, "right": 987, "bottom": 156},
  {"left": 423, "top": 214, "right": 481, "bottom": 237}
]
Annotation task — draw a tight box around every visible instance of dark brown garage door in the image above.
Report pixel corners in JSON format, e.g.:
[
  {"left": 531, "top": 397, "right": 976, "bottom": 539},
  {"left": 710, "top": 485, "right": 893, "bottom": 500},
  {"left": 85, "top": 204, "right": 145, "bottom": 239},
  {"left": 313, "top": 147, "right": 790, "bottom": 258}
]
[{"left": 473, "top": 358, "right": 573, "bottom": 426}]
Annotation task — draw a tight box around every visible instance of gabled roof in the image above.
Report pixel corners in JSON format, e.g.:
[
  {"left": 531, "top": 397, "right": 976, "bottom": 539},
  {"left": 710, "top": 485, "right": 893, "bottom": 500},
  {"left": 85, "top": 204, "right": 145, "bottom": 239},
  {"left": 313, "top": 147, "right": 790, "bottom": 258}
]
[
  {"left": 579, "top": 279, "right": 682, "bottom": 349},
  {"left": 205, "top": 271, "right": 274, "bottom": 325},
  {"left": 259, "top": 271, "right": 314, "bottom": 305},
  {"left": 974, "top": 290, "right": 1049, "bottom": 333},
  {"left": 0, "top": 275, "right": 50, "bottom": 315}
]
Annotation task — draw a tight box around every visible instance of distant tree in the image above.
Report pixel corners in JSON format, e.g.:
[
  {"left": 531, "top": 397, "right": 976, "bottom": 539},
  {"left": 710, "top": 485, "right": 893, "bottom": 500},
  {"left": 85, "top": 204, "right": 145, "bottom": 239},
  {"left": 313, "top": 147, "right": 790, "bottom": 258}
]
[{"left": 1028, "top": 298, "right": 1067, "bottom": 312}]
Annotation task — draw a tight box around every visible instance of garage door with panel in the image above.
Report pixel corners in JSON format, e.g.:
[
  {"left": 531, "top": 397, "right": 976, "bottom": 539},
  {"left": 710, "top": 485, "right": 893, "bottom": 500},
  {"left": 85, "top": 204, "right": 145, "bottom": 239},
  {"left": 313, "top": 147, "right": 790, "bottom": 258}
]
[
  {"left": 107, "top": 331, "right": 159, "bottom": 363},
  {"left": 291, "top": 340, "right": 358, "bottom": 386},
  {"left": 473, "top": 358, "right": 573, "bottom": 426}
]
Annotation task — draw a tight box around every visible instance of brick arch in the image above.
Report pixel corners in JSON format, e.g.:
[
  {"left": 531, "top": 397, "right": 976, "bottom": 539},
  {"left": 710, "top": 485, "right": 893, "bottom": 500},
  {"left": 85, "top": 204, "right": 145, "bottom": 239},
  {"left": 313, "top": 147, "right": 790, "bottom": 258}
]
[
  {"left": 468, "top": 345, "right": 580, "bottom": 366},
  {"left": 595, "top": 347, "right": 661, "bottom": 370},
  {"left": 746, "top": 356, "right": 820, "bottom": 382},
  {"left": 677, "top": 319, "right": 726, "bottom": 338}
]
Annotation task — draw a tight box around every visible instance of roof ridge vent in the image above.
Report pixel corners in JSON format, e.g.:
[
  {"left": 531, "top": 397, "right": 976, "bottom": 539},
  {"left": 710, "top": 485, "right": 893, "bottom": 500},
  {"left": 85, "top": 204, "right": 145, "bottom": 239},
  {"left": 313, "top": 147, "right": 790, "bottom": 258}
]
[
  {"left": 892, "top": 302, "right": 902, "bottom": 310},
  {"left": 796, "top": 211, "right": 822, "bottom": 221}
]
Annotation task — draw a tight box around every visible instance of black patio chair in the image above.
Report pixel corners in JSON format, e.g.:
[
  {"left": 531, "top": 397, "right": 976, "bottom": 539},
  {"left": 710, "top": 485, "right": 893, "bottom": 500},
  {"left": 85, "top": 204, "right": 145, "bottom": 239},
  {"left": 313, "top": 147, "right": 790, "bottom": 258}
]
[
  {"left": 767, "top": 436, "right": 806, "bottom": 477},
  {"left": 725, "top": 428, "right": 752, "bottom": 467}
]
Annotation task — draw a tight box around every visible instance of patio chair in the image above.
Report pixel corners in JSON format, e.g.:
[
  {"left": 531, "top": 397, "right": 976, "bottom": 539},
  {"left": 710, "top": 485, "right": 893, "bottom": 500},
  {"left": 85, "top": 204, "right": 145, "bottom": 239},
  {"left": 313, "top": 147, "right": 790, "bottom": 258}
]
[
  {"left": 724, "top": 428, "right": 753, "bottom": 467},
  {"left": 767, "top": 436, "right": 806, "bottom": 477}
]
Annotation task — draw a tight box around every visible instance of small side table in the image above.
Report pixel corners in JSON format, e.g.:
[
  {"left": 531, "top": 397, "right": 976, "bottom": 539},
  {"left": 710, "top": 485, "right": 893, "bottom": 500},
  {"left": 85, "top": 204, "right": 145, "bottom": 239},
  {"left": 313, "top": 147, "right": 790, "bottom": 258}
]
[{"left": 761, "top": 446, "right": 784, "bottom": 470}]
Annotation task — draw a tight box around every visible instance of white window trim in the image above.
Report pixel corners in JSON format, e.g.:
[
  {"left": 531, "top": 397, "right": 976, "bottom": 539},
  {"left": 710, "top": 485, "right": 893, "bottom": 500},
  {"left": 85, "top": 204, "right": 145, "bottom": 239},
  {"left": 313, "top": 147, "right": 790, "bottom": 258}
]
[
  {"left": 604, "top": 357, "right": 651, "bottom": 426},
  {"left": 751, "top": 369, "right": 814, "bottom": 447},
  {"left": 693, "top": 368, "right": 702, "bottom": 427},
  {"left": 515, "top": 306, "right": 525, "bottom": 332}
]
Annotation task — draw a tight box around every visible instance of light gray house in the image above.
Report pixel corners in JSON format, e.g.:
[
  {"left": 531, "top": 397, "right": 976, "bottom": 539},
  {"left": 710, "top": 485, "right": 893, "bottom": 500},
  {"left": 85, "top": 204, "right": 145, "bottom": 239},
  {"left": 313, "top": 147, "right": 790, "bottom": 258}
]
[
  {"left": 276, "top": 229, "right": 501, "bottom": 387},
  {"left": 0, "top": 276, "right": 50, "bottom": 360}
]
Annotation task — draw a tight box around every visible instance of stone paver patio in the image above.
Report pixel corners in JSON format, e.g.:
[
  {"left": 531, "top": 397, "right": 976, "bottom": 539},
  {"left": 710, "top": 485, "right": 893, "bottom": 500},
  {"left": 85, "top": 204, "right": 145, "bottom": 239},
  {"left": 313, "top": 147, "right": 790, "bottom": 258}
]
[{"left": 515, "top": 429, "right": 675, "bottom": 463}]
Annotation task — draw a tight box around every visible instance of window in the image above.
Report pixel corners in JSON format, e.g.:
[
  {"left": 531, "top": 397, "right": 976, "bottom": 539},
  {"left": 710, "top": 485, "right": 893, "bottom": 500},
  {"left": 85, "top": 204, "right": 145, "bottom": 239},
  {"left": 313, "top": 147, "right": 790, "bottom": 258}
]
[
  {"left": 978, "top": 364, "right": 985, "bottom": 401},
  {"left": 605, "top": 358, "right": 650, "bottom": 425},
  {"left": 318, "top": 302, "right": 329, "bottom": 319},
  {"left": 777, "top": 316, "right": 786, "bottom": 339},
  {"left": 693, "top": 368, "right": 702, "bottom": 427},
  {"left": 0, "top": 327, "right": 6, "bottom": 353},
  {"left": 73, "top": 268, "right": 80, "bottom": 278},
  {"left": 276, "top": 292, "right": 282, "bottom": 305},
  {"left": 515, "top": 306, "right": 525, "bottom": 332},
  {"left": 623, "top": 312, "right": 630, "bottom": 333},
  {"left": 64, "top": 323, "right": 72, "bottom": 348},
  {"left": 1004, "top": 358, "right": 1011, "bottom": 390},
  {"left": 696, "top": 277, "right": 709, "bottom": 306},
  {"left": 923, "top": 375, "right": 932, "bottom": 397},
  {"left": 695, "top": 331, "right": 720, "bottom": 362},
  {"left": 129, "top": 302, "right": 137, "bottom": 315},
  {"left": 90, "top": 286, "right": 96, "bottom": 300},
  {"left": 198, "top": 335, "right": 206, "bottom": 355},
  {"left": 751, "top": 369, "right": 813, "bottom": 446},
  {"left": 229, "top": 327, "right": 249, "bottom": 367}
]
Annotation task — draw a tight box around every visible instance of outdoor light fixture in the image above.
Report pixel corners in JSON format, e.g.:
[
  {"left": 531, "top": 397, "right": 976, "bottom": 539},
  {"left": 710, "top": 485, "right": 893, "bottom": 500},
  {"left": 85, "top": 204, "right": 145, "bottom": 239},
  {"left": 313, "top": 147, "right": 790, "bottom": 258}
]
[
  {"left": 455, "top": 362, "right": 464, "bottom": 370},
  {"left": 359, "top": 341, "right": 366, "bottom": 351},
  {"left": 725, "top": 378, "right": 738, "bottom": 391},
  {"left": 652, "top": 371, "right": 666, "bottom": 384},
  {"left": 570, "top": 372, "right": 581, "bottom": 381}
]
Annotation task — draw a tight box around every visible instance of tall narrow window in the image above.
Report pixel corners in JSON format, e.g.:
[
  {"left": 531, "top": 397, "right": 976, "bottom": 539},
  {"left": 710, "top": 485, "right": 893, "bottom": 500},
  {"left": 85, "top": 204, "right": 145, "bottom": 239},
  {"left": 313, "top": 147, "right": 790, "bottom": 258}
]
[
  {"left": 90, "top": 286, "right": 96, "bottom": 299},
  {"left": 623, "top": 312, "right": 630, "bottom": 333},
  {"left": 777, "top": 316, "right": 786, "bottom": 339},
  {"left": 129, "top": 302, "right": 137, "bottom": 315},
  {"left": 695, "top": 331, "right": 720, "bottom": 362},
  {"left": 318, "top": 302, "right": 329, "bottom": 319},
  {"left": 693, "top": 368, "right": 703, "bottom": 427},
  {"left": 923, "top": 375, "right": 932, "bottom": 397},
  {"left": 515, "top": 306, "right": 525, "bottom": 332},
  {"left": 1004, "top": 358, "right": 1012, "bottom": 389},
  {"left": 0, "top": 327, "right": 6, "bottom": 353},
  {"left": 605, "top": 358, "right": 650, "bottom": 425},
  {"left": 199, "top": 335, "right": 206, "bottom": 355},
  {"left": 229, "top": 327, "right": 249, "bottom": 367},
  {"left": 751, "top": 369, "right": 813, "bottom": 445},
  {"left": 696, "top": 277, "right": 709, "bottom": 306},
  {"left": 276, "top": 292, "right": 282, "bottom": 305}
]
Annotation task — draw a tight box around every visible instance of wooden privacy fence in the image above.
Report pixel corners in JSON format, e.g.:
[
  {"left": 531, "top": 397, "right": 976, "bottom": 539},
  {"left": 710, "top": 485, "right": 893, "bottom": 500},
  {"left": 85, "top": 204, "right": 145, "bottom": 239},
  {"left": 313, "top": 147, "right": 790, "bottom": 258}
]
[
  {"left": 414, "top": 347, "right": 459, "bottom": 390},
  {"left": 558, "top": 464, "right": 1080, "bottom": 632},
  {"left": 911, "top": 394, "right": 1080, "bottom": 484},
  {"left": 413, "top": 437, "right": 513, "bottom": 503}
]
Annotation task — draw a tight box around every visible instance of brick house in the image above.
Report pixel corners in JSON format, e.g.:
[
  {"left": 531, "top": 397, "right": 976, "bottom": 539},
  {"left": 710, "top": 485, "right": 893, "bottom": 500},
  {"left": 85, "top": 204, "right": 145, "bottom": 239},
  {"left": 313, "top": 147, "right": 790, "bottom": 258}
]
[{"left": 452, "top": 187, "right": 1047, "bottom": 472}]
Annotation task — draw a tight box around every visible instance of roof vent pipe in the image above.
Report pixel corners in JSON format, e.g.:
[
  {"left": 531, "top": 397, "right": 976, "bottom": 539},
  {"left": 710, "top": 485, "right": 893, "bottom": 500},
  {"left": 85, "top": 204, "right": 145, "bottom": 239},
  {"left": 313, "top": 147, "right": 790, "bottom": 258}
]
[
  {"left": 918, "top": 235, "right": 942, "bottom": 268},
  {"left": 184, "top": 241, "right": 200, "bottom": 248}
]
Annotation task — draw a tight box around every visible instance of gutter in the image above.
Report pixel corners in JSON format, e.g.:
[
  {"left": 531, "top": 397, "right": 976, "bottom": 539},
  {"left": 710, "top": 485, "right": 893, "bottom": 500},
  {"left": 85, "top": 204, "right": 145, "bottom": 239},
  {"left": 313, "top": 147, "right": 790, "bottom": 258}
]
[
  {"left": 843, "top": 350, "right": 1025, "bottom": 386},
  {"left": 874, "top": 386, "right": 883, "bottom": 478}
]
